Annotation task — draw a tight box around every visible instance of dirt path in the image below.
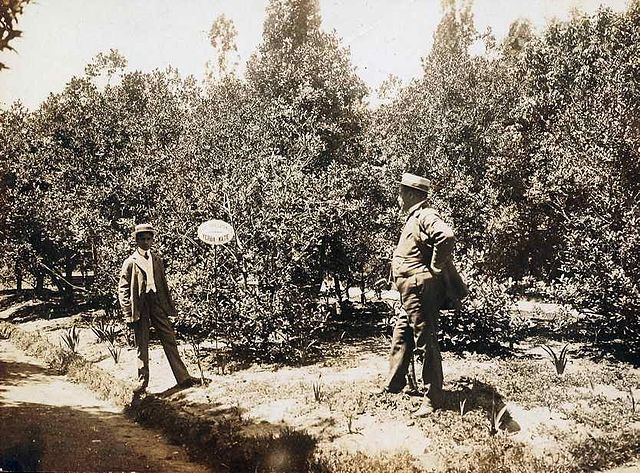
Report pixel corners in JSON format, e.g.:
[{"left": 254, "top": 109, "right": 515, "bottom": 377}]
[{"left": 0, "top": 339, "right": 210, "bottom": 473}]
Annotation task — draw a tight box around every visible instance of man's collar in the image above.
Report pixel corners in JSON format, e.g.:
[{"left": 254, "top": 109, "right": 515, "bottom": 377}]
[
  {"left": 134, "top": 249, "right": 152, "bottom": 260},
  {"left": 406, "top": 199, "right": 428, "bottom": 220}
]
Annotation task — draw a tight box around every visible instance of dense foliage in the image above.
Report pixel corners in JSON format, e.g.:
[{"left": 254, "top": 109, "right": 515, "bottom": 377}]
[
  {"left": 0, "top": 0, "right": 31, "bottom": 70},
  {"left": 1, "top": 0, "right": 638, "bottom": 360}
]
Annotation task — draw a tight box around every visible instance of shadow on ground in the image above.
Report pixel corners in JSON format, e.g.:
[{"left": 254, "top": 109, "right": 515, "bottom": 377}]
[
  {"left": 0, "top": 355, "right": 199, "bottom": 472},
  {"left": 0, "top": 289, "right": 92, "bottom": 323},
  {"left": 440, "top": 377, "right": 521, "bottom": 432},
  {"left": 126, "top": 389, "right": 318, "bottom": 473}
]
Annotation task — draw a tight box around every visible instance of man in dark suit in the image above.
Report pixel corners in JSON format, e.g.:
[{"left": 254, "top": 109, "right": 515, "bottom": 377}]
[
  {"left": 382, "top": 173, "right": 468, "bottom": 416},
  {"left": 118, "top": 223, "right": 199, "bottom": 393}
]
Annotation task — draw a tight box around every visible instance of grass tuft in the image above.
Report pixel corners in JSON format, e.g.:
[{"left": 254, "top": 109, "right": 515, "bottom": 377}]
[
  {"left": 489, "top": 392, "right": 508, "bottom": 435},
  {"left": 312, "top": 375, "right": 323, "bottom": 403},
  {"left": 107, "top": 342, "right": 121, "bottom": 364},
  {"left": 459, "top": 398, "right": 467, "bottom": 416},
  {"left": 60, "top": 326, "right": 81, "bottom": 353},
  {"left": 541, "top": 343, "right": 570, "bottom": 375}
]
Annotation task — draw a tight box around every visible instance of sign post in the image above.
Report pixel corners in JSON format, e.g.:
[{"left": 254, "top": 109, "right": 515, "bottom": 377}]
[{"left": 197, "top": 220, "right": 235, "bottom": 351}]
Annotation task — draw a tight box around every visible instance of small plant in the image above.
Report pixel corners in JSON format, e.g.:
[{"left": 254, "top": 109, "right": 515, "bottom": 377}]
[
  {"left": 312, "top": 375, "right": 323, "bottom": 403},
  {"left": 107, "top": 342, "right": 121, "bottom": 364},
  {"left": 0, "top": 325, "right": 12, "bottom": 339},
  {"left": 342, "top": 397, "right": 362, "bottom": 434},
  {"left": 489, "top": 393, "right": 508, "bottom": 435},
  {"left": 459, "top": 398, "right": 467, "bottom": 416},
  {"left": 355, "top": 390, "right": 366, "bottom": 415},
  {"left": 103, "top": 325, "right": 119, "bottom": 344},
  {"left": 541, "top": 343, "right": 570, "bottom": 375},
  {"left": 189, "top": 337, "right": 210, "bottom": 385},
  {"left": 60, "top": 326, "right": 81, "bottom": 353},
  {"left": 628, "top": 385, "right": 636, "bottom": 414},
  {"left": 49, "top": 350, "right": 74, "bottom": 374},
  {"left": 345, "top": 411, "right": 356, "bottom": 434},
  {"left": 213, "top": 351, "right": 228, "bottom": 376},
  {"left": 91, "top": 320, "right": 119, "bottom": 344},
  {"left": 91, "top": 318, "right": 107, "bottom": 340}
]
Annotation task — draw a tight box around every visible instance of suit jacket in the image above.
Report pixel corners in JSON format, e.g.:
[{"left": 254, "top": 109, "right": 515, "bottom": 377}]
[
  {"left": 117, "top": 250, "right": 177, "bottom": 323},
  {"left": 392, "top": 202, "right": 469, "bottom": 307}
]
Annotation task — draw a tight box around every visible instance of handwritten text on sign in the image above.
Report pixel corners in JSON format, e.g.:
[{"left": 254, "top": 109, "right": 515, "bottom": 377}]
[{"left": 197, "top": 220, "right": 235, "bottom": 246}]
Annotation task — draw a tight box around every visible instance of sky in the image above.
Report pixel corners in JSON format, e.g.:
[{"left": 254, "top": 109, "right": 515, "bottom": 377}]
[{"left": 0, "top": 0, "right": 630, "bottom": 109}]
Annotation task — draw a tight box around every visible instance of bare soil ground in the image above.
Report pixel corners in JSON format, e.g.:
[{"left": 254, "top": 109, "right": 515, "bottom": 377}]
[
  {"left": 0, "top": 338, "right": 209, "bottom": 472},
  {"left": 1, "top": 290, "right": 638, "bottom": 472}
]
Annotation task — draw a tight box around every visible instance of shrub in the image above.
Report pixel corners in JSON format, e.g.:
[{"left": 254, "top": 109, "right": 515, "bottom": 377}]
[{"left": 440, "top": 252, "right": 516, "bottom": 352}]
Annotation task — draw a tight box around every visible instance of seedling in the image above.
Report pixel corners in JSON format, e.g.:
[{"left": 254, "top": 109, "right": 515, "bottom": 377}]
[
  {"left": 312, "top": 375, "right": 323, "bottom": 403},
  {"left": 346, "top": 411, "right": 355, "bottom": 434},
  {"left": 541, "top": 343, "right": 570, "bottom": 375},
  {"left": 107, "top": 342, "right": 121, "bottom": 364},
  {"left": 0, "top": 325, "right": 12, "bottom": 339},
  {"left": 459, "top": 398, "right": 467, "bottom": 417},
  {"left": 61, "top": 326, "right": 81, "bottom": 353},
  {"left": 91, "top": 320, "right": 119, "bottom": 344},
  {"left": 91, "top": 319, "right": 107, "bottom": 340},
  {"left": 190, "top": 338, "right": 204, "bottom": 377},
  {"left": 355, "top": 390, "right": 366, "bottom": 415},
  {"left": 489, "top": 393, "right": 508, "bottom": 435}
]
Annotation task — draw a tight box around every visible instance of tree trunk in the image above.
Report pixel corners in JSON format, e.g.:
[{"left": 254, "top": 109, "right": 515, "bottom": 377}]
[
  {"left": 360, "top": 276, "right": 366, "bottom": 304},
  {"left": 35, "top": 272, "right": 44, "bottom": 293},
  {"left": 65, "top": 261, "right": 74, "bottom": 283},
  {"left": 62, "top": 261, "right": 75, "bottom": 303},
  {"left": 333, "top": 273, "right": 342, "bottom": 303},
  {"left": 15, "top": 262, "right": 22, "bottom": 293}
]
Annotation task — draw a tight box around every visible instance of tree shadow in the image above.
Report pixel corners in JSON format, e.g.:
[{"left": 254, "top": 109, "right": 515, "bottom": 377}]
[
  {"left": 439, "top": 377, "right": 521, "bottom": 433},
  {"left": 0, "top": 399, "right": 201, "bottom": 472},
  {"left": 0, "top": 358, "right": 54, "bottom": 397},
  {"left": 125, "top": 389, "right": 317, "bottom": 473},
  {"left": 576, "top": 341, "right": 639, "bottom": 367},
  {"left": 0, "top": 357, "right": 204, "bottom": 472},
  {"left": 0, "top": 288, "right": 96, "bottom": 323}
]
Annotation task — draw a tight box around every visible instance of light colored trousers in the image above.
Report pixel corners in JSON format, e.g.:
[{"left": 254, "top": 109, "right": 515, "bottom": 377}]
[
  {"left": 132, "top": 292, "right": 190, "bottom": 388},
  {"left": 386, "top": 272, "right": 445, "bottom": 398}
]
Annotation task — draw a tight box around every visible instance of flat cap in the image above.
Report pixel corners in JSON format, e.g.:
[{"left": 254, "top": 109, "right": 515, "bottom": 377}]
[
  {"left": 132, "top": 223, "right": 155, "bottom": 237},
  {"left": 399, "top": 172, "right": 431, "bottom": 194}
]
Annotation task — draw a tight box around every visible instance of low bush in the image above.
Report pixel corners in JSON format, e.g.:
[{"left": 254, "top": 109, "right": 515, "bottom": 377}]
[{"left": 440, "top": 252, "right": 516, "bottom": 353}]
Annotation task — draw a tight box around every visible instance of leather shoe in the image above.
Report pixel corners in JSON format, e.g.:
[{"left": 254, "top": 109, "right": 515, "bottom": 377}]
[
  {"left": 179, "top": 376, "right": 209, "bottom": 388},
  {"left": 371, "top": 386, "right": 402, "bottom": 396},
  {"left": 502, "top": 417, "right": 521, "bottom": 433},
  {"left": 412, "top": 399, "right": 436, "bottom": 418},
  {"left": 132, "top": 382, "right": 147, "bottom": 395}
]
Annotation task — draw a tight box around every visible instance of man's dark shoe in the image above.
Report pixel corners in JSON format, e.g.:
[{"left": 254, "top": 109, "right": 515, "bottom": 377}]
[
  {"left": 371, "top": 386, "right": 403, "bottom": 396},
  {"left": 412, "top": 398, "right": 436, "bottom": 418},
  {"left": 132, "top": 382, "right": 147, "bottom": 395},
  {"left": 403, "top": 386, "right": 425, "bottom": 397},
  {"left": 502, "top": 417, "right": 521, "bottom": 433},
  {"left": 179, "top": 376, "right": 209, "bottom": 388}
]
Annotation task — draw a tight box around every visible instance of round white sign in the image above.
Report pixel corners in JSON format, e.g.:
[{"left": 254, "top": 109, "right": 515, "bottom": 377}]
[{"left": 197, "top": 219, "right": 235, "bottom": 246}]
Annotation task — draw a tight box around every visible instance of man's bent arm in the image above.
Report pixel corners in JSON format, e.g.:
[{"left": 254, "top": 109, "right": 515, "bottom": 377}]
[
  {"left": 428, "top": 219, "right": 455, "bottom": 275},
  {"left": 118, "top": 260, "right": 133, "bottom": 319}
]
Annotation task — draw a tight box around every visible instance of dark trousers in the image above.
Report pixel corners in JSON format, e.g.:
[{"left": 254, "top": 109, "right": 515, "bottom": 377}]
[
  {"left": 132, "top": 292, "right": 190, "bottom": 388},
  {"left": 386, "top": 272, "right": 445, "bottom": 399}
]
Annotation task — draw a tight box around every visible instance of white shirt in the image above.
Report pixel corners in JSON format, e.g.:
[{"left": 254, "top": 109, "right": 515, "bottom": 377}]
[{"left": 133, "top": 250, "right": 157, "bottom": 293}]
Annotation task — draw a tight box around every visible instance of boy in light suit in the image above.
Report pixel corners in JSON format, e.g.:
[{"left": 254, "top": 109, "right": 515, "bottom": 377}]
[{"left": 118, "top": 223, "right": 199, "bottom": 393}]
